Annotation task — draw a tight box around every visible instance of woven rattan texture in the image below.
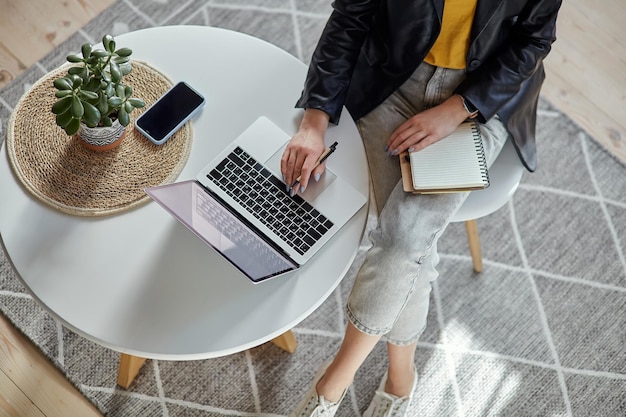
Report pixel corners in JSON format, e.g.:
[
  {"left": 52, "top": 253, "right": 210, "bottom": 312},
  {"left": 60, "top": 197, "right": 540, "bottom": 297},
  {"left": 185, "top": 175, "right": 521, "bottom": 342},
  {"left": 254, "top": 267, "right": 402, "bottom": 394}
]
[{"left": 6, "top": 61, "right": 192, "bottom": 216}]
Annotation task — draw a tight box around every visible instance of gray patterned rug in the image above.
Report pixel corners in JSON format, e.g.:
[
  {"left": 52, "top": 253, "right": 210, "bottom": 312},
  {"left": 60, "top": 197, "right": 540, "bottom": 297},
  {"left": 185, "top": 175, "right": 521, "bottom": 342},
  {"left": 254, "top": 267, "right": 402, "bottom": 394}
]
[{"left": 1, "top": 1, "right": 625, "bottom": 416}]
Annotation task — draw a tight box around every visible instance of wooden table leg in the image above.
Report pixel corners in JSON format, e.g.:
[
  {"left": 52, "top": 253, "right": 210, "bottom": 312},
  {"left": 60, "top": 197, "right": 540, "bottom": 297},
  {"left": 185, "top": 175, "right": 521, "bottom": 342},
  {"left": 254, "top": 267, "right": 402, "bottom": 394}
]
[
  {"left": 116, "top": 332, "right": 295, "bottom": 389},
  {"left": 117, "top": 353, "right": 147, "bottom": 389},
  {"left": 270, "top": 330, "right": 297, "bottom": 353},
  {"left": 465, "top": 219, "right": 483, "bottom": 273}
]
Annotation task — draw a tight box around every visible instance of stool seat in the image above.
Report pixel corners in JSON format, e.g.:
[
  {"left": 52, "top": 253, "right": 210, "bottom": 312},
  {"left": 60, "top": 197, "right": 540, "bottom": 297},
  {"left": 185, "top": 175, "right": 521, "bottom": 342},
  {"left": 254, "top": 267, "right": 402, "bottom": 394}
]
[
  {"left": 449, "top": 139, "right": 524, "bottom": 272},
  {"left": 451, "top": 139, "right": 524, "bottom": 223}
]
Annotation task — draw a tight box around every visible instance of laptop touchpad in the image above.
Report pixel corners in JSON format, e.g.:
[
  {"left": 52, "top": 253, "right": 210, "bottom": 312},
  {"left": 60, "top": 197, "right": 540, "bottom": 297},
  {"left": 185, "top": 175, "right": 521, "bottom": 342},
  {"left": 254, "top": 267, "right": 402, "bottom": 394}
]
[{"left": 265, "top": 145, "right": 337, "bottom": 202}]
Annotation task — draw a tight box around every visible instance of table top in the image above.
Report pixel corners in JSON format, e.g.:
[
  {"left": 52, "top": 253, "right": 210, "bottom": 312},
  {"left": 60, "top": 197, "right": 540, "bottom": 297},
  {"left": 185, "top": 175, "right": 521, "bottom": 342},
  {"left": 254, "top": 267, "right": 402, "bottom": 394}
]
[{"left": 0, "top": 26, "right": 369, "bottom": 360}]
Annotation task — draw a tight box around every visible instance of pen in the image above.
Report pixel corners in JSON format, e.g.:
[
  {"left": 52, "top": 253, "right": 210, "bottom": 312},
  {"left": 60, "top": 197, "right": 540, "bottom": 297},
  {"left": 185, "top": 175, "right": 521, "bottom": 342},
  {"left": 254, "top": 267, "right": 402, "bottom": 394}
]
[{"left": 291, "top": 141, "right": 338, "bottom": 188}]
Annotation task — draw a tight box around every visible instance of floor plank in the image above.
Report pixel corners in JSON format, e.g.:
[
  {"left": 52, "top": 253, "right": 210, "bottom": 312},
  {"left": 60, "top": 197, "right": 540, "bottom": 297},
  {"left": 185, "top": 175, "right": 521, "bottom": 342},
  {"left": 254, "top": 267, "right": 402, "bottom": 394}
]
[
  {"left": 0, "top": 314, "right": 102, "bottom": 417},
  {"left": 0, "top": 369, "right": 46, "bottom": 417}
]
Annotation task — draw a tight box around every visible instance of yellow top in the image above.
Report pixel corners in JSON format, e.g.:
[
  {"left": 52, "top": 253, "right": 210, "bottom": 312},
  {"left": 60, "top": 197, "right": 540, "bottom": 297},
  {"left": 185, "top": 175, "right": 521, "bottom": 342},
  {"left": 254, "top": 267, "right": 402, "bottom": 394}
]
[{"left": 424, "top": 0, "right": 478, "bottom": 69}]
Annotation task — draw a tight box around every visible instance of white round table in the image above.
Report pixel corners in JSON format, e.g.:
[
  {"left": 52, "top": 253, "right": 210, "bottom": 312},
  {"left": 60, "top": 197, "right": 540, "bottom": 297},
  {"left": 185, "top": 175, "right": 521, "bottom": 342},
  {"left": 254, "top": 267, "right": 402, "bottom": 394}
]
[{"left": 0, "top": 26, "right": 368, "bottom": 385}]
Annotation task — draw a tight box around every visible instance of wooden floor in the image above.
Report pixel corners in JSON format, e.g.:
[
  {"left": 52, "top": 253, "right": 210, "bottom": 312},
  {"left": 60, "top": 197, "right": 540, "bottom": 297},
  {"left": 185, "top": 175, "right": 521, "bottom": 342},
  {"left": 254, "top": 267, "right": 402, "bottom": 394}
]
[
  {"left": 0, "top": 0, "right": 624, "bottom": 415},
  {"left": 540, "top": 0, "right": 626, "bottom": 164}
]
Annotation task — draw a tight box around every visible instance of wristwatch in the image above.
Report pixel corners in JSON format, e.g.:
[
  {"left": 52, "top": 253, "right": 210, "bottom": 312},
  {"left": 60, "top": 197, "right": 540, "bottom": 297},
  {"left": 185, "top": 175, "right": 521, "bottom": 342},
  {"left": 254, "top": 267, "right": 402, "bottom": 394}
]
[{"left": 458, "top": 95, "right": 479, "bottom": 119}]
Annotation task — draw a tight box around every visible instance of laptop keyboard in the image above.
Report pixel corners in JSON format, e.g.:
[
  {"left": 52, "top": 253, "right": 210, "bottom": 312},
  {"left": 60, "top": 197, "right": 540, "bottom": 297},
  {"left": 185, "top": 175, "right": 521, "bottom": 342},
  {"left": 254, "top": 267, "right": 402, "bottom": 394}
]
[{"left": 206, "top": 147, "right": 334, "bottom": 256}]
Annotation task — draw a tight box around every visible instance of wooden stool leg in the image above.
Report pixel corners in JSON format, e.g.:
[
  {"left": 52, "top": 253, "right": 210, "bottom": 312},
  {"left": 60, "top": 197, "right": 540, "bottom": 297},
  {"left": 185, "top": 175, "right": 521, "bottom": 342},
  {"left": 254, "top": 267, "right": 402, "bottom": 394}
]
[
  {"left": 465, "top": 219, "right": 483, "bottom": 273},
  {"left": 117, "top": 354, "right": 147, "bottom": 389},
  {"left": 270, "top": 330, "right": 297, "bottom": 353}
]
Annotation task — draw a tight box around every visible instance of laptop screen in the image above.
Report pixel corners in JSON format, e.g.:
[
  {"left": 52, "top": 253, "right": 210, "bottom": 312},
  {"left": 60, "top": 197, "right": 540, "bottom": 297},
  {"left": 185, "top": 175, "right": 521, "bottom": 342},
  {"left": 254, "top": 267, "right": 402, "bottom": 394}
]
[{"left": 145, "top": 180, "right": 298, "bottom": 282}]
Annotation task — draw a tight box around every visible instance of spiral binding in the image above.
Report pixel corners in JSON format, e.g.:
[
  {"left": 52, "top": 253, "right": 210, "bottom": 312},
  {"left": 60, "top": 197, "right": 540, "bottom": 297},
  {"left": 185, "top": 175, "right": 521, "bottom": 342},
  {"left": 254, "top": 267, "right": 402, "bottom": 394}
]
[{"left": 470, "top": 122, "right": 490, "bottom": 188}]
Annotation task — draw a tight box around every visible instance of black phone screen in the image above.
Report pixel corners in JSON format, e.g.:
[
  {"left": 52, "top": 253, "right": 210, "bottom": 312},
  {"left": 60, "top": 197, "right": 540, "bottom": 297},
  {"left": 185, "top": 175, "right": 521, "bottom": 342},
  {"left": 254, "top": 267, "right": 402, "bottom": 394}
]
[{"left": 136, "top": 82, "right": 205, "bottom": 143}]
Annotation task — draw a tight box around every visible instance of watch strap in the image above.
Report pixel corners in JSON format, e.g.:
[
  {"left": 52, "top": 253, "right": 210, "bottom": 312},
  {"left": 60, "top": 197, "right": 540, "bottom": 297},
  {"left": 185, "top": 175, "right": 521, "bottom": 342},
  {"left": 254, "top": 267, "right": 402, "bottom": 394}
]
[{"left": 458, "top": 95, "right": 479, "bottom": 119}]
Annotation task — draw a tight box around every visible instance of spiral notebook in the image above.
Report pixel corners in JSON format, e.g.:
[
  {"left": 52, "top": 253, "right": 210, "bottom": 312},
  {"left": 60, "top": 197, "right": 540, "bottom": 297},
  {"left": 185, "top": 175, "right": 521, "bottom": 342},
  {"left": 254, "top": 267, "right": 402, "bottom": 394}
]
[{"left": 399, "top": 121, "right": 489, "bottom": 194}]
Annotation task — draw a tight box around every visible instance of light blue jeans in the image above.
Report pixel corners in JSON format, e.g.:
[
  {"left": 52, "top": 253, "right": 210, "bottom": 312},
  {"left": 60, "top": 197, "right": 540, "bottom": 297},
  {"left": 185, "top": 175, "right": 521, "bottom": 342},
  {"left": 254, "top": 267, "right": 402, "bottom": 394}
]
[{"left": 346, "top": 63, "right": 509, "bottom": 345}]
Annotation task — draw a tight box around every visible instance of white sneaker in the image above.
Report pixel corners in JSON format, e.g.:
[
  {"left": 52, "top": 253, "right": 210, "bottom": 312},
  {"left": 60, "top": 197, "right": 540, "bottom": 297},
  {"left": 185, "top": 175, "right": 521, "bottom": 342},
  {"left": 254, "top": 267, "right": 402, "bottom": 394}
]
[
  {"left": 289, "top": 361, "right": 349, "bottom": 417},
  {"left": 363, "top": 370, "right": 418, "bottom": 417}
]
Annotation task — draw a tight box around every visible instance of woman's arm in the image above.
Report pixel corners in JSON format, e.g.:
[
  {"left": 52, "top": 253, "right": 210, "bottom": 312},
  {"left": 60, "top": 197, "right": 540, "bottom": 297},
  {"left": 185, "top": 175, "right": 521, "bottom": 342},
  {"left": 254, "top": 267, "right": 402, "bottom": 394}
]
[
  {"left": 284, "top": 0, "right": 380, "bottom": 194},
  {"left": 455, "top": 0, "right": 562, "bottom": 122},
  {"left": 281, "top": 109, "right": 330, "bottom": 194},
  {"left": 388, "top": 0, "right": 561, "bottom": 156},
  {"left": 295, "top": 0, "right": 381, "bottom": 124}
]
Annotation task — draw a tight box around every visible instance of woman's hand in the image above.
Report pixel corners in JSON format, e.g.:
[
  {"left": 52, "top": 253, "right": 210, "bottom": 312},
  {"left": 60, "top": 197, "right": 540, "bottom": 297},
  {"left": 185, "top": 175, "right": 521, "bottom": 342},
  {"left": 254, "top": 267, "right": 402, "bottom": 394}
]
[
  {"left": 281, "top": 109, "right": 330, "bottom": 195},
  {"left": 386, "top": 95, "right": 472, "bottom": 156}
]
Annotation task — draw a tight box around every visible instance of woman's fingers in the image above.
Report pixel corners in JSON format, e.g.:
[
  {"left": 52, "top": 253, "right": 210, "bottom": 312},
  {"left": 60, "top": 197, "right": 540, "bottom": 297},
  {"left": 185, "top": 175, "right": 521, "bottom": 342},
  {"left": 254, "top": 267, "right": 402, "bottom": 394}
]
[
  {"left": 388, "top": 121, "right": 429, "bottom": 155},
  {"left": 282, "top": 141, "right": 311, "bottom": 187},
  {"left": 281, "top": 109, "right": 330, "bottom": 194},
  {"left": 311, "top": 161, "right": 327, "bottom": 183},
  {"left": 386, "top": 98, "right": 468, "bottom": 155},
  {"left": 281, "top": 133, "right": 326, "bottom": 194}
]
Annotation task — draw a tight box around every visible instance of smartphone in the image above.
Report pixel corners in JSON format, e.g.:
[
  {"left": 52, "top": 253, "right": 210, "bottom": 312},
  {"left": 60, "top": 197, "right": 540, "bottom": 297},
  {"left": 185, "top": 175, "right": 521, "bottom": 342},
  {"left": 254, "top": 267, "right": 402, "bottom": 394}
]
[{"left": 135, "top": 81, "right": 205, "bottom": 145}]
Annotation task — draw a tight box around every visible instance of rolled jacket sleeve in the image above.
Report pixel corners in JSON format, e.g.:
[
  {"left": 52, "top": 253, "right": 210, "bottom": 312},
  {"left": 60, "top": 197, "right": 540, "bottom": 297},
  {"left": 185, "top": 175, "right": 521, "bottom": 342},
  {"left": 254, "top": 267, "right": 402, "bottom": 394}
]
[{"left": 295, "top": 0, "right": 380, "bottom": 124}]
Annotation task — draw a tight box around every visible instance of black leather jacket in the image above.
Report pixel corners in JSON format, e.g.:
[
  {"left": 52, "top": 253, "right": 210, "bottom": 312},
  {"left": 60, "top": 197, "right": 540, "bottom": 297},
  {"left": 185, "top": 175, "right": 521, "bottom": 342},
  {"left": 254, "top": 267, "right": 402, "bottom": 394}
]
[{"left": 295, "top": 0, "right": 562, "bottom": 171}]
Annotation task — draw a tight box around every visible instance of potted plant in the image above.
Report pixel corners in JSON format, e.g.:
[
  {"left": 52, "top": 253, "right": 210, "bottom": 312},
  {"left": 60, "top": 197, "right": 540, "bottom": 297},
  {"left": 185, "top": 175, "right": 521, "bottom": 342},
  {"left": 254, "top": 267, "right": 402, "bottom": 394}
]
[{"left": 51, "top": 34, "right": 145, "bottom": 151}]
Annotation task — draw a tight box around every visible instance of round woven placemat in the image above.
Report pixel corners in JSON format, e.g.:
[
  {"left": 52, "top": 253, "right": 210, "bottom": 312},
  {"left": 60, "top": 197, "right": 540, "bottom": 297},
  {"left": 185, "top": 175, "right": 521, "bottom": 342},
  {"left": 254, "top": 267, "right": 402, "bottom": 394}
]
[{"left": 6, "top": 61, "right": 192, "bottom": 216}]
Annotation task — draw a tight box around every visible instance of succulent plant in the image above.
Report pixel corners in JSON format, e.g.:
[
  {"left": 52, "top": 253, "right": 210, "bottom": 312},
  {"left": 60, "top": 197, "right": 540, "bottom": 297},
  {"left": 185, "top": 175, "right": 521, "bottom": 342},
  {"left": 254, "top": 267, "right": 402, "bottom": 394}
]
[{"left": 51, "top": 34, "right": 145, "bottom": 136}]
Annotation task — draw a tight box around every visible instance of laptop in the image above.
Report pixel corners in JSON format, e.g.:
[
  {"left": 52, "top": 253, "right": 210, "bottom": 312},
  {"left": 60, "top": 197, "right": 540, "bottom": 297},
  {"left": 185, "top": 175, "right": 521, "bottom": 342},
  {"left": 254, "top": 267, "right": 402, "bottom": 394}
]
[{"left": 145, "top": 116, "right": 367, "bottom": 283}]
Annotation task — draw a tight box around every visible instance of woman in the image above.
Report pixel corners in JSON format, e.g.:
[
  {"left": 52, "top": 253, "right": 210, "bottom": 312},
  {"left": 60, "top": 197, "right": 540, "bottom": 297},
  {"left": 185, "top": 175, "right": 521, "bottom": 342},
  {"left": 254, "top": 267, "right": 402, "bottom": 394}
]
[{"left": 281, "top": 1, "right": 561, "bottom": 415}]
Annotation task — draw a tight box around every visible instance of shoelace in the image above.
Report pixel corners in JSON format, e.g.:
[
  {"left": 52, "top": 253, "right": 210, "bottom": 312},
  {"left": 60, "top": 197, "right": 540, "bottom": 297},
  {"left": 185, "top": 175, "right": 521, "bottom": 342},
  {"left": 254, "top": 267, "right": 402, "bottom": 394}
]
[
  {"left": 300, "top": 395, "right": 339, "bottom": 417},
  {"left": 372, "top": 391, "right": 410, "bottom": 417}
]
